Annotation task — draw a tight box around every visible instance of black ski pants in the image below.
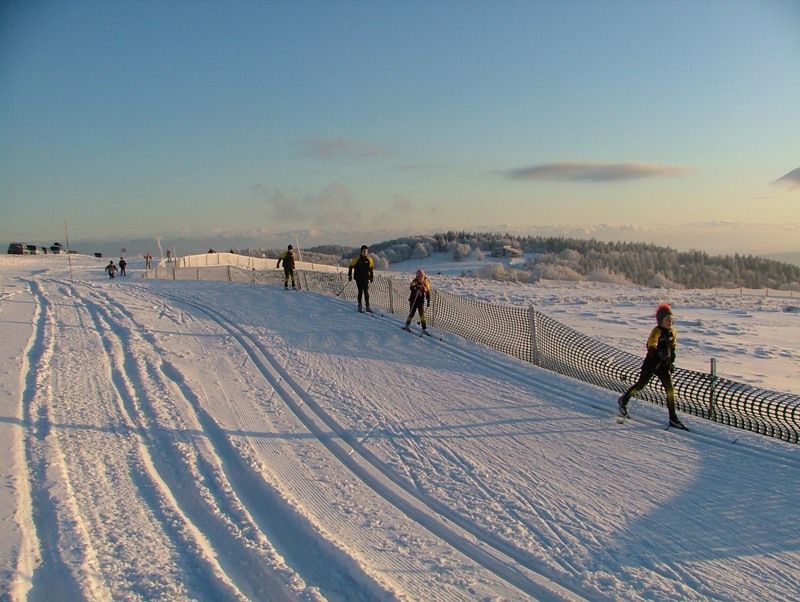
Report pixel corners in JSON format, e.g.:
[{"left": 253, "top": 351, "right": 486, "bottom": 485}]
[
  {"left": 621, "top": 367, "right": 677, "bottom": 420},
  {"left": 355, "top": 278, "right": 370, "bottom": 307}
]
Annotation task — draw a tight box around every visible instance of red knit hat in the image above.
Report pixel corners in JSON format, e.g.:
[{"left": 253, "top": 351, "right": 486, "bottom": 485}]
[{"left": 656, "top": 303, "right": 672, "bottom": 323}]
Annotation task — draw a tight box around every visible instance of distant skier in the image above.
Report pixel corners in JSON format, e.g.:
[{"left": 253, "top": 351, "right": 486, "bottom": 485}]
[
  {"left": 105, "top": 260, "right": 118, "bottom": 279},
  {"left": 348, "top": 245, "right": 374, "bottom": 312},
  {"left": 618, "top": 303, "right": 686, "bottom": 429},
  {"left": 118, "top": 257, "right": 127, "bottom": 276},
  {"left": 403, "top": 269, "right": 431, "bottom": 334},
  {"left": 276, "top": 244, "right": 297, "bottom": 289}
]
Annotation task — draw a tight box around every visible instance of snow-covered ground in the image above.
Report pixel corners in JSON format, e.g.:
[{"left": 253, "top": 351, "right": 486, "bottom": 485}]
[
  {"left": 1, "top": 253, "right": 798, "bottom": 601},
  {"left": 390, "top": 252, "right": 800, "bottom": 396}
]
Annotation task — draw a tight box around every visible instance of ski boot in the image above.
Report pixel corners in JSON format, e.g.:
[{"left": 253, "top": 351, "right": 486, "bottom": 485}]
[{"left": 669, "top": 416, "right": 688, "bottom": 430}]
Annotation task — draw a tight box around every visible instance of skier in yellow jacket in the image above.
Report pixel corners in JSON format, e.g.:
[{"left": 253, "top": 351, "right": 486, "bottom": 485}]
[
  {"left": 348, "top": 245, "right": 374, "bottom": 312},
  {"left": 618, "top": 303, "right": 686, "bottom": 429}
]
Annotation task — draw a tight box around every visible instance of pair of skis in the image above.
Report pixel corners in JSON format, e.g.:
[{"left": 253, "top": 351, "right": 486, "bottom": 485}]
[
  {"left": 617, "top": 408, "right": 689, "bottom": 431},
  {"left": 353, "top": 305, "right": 433, "bottom": 337},
  {"left": 402, "top": 325, "right": 431, "bottom": 338}
]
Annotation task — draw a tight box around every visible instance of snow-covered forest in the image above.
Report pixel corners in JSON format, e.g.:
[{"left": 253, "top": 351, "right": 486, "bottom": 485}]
[
  {"left": 235, "top": 232, "right": 800, "bottom": 291},
  {"left": 369, "top": 232, "right": 800, "bottom": 290}
]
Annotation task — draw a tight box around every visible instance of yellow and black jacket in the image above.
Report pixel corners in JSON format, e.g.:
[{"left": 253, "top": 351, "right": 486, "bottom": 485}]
[
  {"left": 349, "top": 255, "right": 374, "bottom": 282},
  {"left": 409, "top": 276, "right": 431, "bottom": 308},
  {"left": 642, "top": 325, "right": 677, "bottom": 374}
]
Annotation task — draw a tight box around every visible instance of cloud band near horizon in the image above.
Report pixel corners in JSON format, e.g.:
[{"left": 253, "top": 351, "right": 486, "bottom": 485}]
[
  {"left": 505, "top": 162, "right": 691, "bottom": 182},
  {"left": 774, "top": 167, "right": 800, "bottom": 191}
]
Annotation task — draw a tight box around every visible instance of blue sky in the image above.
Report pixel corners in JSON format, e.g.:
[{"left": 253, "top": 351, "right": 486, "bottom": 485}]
[{"left": 2, "top": 0, "right": 799, "bottom": 254}]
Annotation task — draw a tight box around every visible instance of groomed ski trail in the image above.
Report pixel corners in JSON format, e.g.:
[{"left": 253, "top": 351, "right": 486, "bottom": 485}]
[
  {"left": 4, "top": 265, "right": 799, "bottom": 602},
  {"left": 142, "top": 284, "right": 585, "bottom": 601}
]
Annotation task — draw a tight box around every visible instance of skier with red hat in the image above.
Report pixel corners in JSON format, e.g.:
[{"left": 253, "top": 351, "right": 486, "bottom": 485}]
[{"left": 618, "top": 303, "right": 686, "bottom": 429}]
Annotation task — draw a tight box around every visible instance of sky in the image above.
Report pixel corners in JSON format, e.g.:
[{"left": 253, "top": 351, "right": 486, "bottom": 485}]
[{"left": 2, "top": 0, "right": 800, "bottom": 255}]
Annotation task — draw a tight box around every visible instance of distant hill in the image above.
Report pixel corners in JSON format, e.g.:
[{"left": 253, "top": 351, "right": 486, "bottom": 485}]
[
  {"left": 348, "top": 232, "right": 800, "bottom": 291},
  {"left": 763, "top": 252, "right": 800, "bottom": 268}
]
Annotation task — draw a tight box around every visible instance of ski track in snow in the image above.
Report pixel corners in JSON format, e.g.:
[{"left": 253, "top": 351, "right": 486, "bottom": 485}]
[
  {"left": 1, "top": 256, "right": 799, "bottom": 602},
  {"left": 140, "top": 286, "right": 572, "bottom": 601}
]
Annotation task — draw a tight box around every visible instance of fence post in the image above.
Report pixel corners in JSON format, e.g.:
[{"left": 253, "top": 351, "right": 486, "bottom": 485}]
[
  {"left": 227, "top": 265, "right": 231, "bottom": 282},
  {"left": 389, "top": 279, "right": 394, "bottom": 315},
  {"left": 708, "top": 358, "right": 717, "bottom": 419},
  {"left": 528, "top": 305, "right": 539, "bottom": 366}
]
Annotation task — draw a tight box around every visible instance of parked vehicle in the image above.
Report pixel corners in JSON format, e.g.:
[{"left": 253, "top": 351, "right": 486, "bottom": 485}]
[
  {"left": 26, "top": 244, "right": 40, "bottom": 254},
  {"left": 7, "top": 243, "right": 25, "bottom": 254},
  {"left": 50, "top": 242, "right": 64, "bottom": 254}
]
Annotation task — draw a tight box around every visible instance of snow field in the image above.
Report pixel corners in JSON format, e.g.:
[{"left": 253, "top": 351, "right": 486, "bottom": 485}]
[{"left": 0, "top": 254, "right": 798, "bottom": 601}]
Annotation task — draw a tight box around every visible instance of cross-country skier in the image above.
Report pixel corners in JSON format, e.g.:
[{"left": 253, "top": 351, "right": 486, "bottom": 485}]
[
  {"left": 618, "top": 303, "right": 686, "bottom": 429},
  {"left": 276, "top": 245, "right": 297, "bottom": 289},
  {"left": 348, "top": 245, "right": 374, "bottom": 312},
  {"left": 105, "top": 260, "right": 118, "bottom": 279},
  {"left": 403, "top": 269, "right": 431, "bottom": 334},
  {"left": 118, "top": 257, "right": 127, "bottom": 276}
]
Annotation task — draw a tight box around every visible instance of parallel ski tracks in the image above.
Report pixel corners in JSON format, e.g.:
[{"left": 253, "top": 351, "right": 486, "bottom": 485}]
[
  {"left": 17, "top": 280, "right": 87, "bottom": 601},
  {"left": 146, "top": 286, "right": 589, "bottom": 601},
  {"left": 34, "top": 279, "right": 297, "bottom": 602},
  {"left": 83, "top": 282, "right": 394, "bottom": 602}
]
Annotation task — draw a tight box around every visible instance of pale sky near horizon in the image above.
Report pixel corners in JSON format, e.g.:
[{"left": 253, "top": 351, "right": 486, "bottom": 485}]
[{"left": 2, "top": 0, "right": 799, "bottom": 255}]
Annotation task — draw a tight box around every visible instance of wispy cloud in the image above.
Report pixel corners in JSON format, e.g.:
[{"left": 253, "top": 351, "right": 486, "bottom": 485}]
[
  {"left": 251, "top": 182, "right": 363, "bottom": 229},
  {"left": 773, "top": 167, "right": 800, "bottom": 191},
  {"left": 370, "top": 195, "right": 416, "bottom": 229},
  {"left": 504, "top": 162, "right": 691, "bottom": 182},
  {"left": 299, "top": 137, "right": 387, "bottom": 159}
]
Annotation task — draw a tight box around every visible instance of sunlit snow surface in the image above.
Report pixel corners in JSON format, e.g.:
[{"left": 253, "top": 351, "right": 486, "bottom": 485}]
[{"left": 1, "top": 254, "right": 798, "bottom": 601}]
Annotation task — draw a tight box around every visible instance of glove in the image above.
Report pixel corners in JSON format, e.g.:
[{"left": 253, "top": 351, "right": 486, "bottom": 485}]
[
  {"left": 348, "top": 275, "right": 352, "bottom": 281},
  {"left": 426, "top": 300, "right": 430, "bottom": 308},
  {"left": 669, "top": 363, "right": 675, "bottom": 373},
  {"left": 370, "top": 276, "right": 373, "bottom": 283}
]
